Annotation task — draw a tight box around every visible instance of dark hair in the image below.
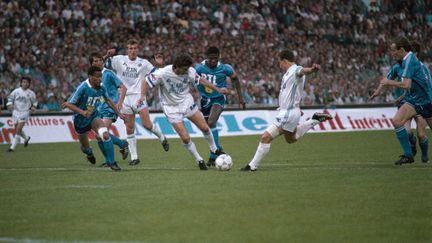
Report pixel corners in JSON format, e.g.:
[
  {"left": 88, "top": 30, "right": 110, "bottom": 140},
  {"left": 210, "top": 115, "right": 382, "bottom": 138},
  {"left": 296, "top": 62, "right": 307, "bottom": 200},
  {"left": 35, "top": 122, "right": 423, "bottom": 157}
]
[
  {"left": 89, "top": 52, "right": 102, "bottom": 64},
  {"left": 279, "top": 49, "right": 295, "bottom": 62},
  {"left": 173, "top": 53, "right": 193, "bottom": 68},
  {"left": 410, "top": 40, "right": 421, "bottom": 53},
  {"left": 20, "top": 76, "right": 31, "bottom": 84},
  {"left": 205, "top": 46, "right": 220, "bottom": 56},
  {"left": 88, "top": 66, "right": 102, "bottom": 77},
  {"left": 126, "top": 38, "right": 139, "bottom": 46},
  {"left": 393, "top": 36, "right": 411, "bottom": 52}
]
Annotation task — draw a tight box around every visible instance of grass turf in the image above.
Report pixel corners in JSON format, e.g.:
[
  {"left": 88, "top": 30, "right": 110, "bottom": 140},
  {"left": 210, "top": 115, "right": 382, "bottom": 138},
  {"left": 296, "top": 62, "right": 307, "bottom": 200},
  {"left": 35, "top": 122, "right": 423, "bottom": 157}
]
[{"left": 0, "top": 130, "right": 431, "bottom": 242}]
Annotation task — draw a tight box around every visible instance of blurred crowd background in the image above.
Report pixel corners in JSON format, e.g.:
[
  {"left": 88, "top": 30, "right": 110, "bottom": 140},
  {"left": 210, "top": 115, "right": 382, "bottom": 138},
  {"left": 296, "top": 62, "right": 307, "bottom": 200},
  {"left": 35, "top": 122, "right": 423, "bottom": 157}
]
[{"left": 0, "top": 0, "right": 431, "bottom": 111}]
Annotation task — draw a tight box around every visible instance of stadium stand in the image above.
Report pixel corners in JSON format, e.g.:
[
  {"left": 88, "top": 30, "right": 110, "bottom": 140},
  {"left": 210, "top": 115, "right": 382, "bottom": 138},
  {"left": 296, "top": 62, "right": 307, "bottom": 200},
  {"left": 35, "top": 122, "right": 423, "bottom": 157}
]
[{"left": 0, "top": 0, "right": 431, "bottom": 110}]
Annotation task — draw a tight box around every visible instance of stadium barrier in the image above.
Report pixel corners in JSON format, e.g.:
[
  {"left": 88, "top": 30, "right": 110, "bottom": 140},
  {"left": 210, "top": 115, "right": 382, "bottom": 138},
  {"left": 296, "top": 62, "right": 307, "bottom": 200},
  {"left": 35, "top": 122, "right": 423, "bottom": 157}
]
[{"left": 0, "top": 107, "right": 403, "bottom": 144}]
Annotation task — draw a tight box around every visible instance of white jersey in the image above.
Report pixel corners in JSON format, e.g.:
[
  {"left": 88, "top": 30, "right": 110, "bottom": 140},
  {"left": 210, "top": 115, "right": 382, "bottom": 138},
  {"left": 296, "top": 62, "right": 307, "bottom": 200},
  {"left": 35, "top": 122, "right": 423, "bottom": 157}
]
[
  {"left": 110, "top": 55, "right": 154, "bottom": 95},
  {"left": 7, "top": 87, "right": 37, "bottom": 112},
  {"left": 146, "top": 65, "right": 200, "bottom": 106},
  {"left": 278, "top": 64, "right": 305, "bottom": 110}
]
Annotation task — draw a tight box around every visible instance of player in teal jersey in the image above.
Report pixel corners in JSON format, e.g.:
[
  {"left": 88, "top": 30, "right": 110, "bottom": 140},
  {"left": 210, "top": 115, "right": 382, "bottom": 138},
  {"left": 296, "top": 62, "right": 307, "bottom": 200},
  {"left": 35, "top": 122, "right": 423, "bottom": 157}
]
[
  {"left": 89, "top": 53, "right": 129, "bottom": 165},
  {"left": 195, "top": 47, "right": 245, "bottom": 167},
  {"left": 379, "top": 37, "right": 432, "bottom": 165},
  {"left": 62, "top": 66, "right": 124, "bottom": 171}
]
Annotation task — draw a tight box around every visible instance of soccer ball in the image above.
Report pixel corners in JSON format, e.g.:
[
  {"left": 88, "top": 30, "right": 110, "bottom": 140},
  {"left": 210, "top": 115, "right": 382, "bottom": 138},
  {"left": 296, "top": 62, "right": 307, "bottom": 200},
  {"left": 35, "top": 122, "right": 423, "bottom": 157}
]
[{"left": 215, "top": 154, "right": 233, "bottom": 171}]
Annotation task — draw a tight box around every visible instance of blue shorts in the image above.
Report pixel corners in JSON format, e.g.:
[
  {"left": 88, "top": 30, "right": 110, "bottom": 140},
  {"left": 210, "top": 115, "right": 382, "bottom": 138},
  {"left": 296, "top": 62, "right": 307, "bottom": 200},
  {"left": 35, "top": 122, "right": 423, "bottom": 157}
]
[
  {"left": 73, "top": 111, "right": 99, "bottom": 134},
  {"left": 99, "top": 106, "right": 117, "bottom": 122},
  {"left": 406, "top": 102, "right": 432, "bottom": 119},
  {"left": 200, "top": 96, "right": 226, "bottom": 118}
]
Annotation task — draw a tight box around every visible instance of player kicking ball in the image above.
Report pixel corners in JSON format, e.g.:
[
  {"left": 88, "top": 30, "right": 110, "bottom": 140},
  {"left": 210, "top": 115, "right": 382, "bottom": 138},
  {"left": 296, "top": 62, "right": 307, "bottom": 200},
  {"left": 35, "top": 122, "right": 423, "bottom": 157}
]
[
  {"left": 140, "top": 53, "right": 227, "bottom": 170},
  {"left": 241, "top": 49, "right": 332, "bottom": 171},
  {"left": 62, "top": 66, "right": 125, "bottom": 171}
]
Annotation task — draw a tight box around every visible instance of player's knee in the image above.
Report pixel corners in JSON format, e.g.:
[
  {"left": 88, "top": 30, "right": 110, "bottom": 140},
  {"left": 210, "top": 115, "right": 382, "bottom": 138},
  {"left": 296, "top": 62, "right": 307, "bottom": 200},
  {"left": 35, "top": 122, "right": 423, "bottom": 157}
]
[
  {"left": 98, "top": 127, "right": 109, "bottom": 141},
  {"left": 392, "top": 118, "right": 403, "bottom": 128},
  {"left": 180, "top": 135, "right": 191, "bottom": 144},
  {"left": 284, "top": 136, "right": 297, "bottom": 144},
  {"left": 207, "top": 119, "right": 217, "bottom": 128},
  {"left": 261, "top": 132, "right": 273, "bottom": 143}
]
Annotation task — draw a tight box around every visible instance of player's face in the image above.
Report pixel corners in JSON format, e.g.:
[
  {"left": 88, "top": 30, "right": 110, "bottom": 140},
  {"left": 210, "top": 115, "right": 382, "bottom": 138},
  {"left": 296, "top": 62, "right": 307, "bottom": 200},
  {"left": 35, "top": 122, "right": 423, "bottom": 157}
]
[
  {"left": 20, "top": 79, "right": 30, "bottom": 90},
  {"left": 206, "top": 53, "right": 219, "bottom": 68},
  {"left": 127, "top": 44, "right": 139, "bottom": 60},
  {"left": 279, "top": 59, "right": 289, "bottom": 70},
  {"left": 91, "top": 57, "right": 104, "bottom": 68},
  {"left": 89, "top": 72, "right": 102, "bottom": 89},
  {"left": 173, "top": 65, "right": 189, "bottom": 75},
  {"left": 390, "top": 43, "right": 404, "bottom": 61}
]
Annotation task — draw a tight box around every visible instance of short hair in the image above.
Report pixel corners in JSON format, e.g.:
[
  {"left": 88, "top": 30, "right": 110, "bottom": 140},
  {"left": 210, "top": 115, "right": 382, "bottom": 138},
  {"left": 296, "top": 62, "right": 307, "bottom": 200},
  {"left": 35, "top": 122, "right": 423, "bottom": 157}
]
[
  {"left": 205, "top": 46, "right": 220, "bottom": 56},
  {"left": 393, "top": 36, "right": 412, "bottom": 52},
  {"left": 20, "top": 76, "right": 31, "bottom": 84},
  {"left": 126, "top": 39, "right": 139, "bottom": 46},
  {"left": 410, "top": 40, "right": 421, "bottom": 53},
  {"left": 173, "top": 53, "right": 193, "bottom": 68},
  {"left": 89, "top": 52, "right": 102, "bottom": 64},
  {"left": 88, "top": 66, "right": 102, "bottom": 77},
  {"left": 279, "top": 49, "right": 295, "bottom": 62}
]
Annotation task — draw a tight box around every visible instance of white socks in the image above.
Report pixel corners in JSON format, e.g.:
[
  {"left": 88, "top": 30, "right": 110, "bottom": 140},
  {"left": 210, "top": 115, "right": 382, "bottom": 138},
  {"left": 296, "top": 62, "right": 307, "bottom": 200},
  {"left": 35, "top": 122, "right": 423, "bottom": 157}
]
[
  {"left": 183, "top": 141, "right": 203, "bottom": 162},
  {"left": 295, "top": 119, "right": 319, "bottom": 140},
  {"left": 10, "top": 136, "right": 21, "bottom": 150},
  {"left": 150, "top": 124, "right": 165, "bottom": 142},
  {"left": 127, "top": 134, "right": 138, "bottom": 160},
  {"left": 203, "top": 131, "right": 217, "bottom": 153},
  {"left": 19, "top": 131, "right": 28, "bottom": 140},
  {"left": 249, "top": 142, "right": 271, "bottom": 170}
]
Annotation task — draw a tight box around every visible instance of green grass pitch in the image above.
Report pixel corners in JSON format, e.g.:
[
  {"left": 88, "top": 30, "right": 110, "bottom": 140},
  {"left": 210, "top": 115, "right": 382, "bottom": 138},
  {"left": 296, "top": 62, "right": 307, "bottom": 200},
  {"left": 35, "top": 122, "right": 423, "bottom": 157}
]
[{"left": 1, "top": 131, "right": 431, "bottom": 242}]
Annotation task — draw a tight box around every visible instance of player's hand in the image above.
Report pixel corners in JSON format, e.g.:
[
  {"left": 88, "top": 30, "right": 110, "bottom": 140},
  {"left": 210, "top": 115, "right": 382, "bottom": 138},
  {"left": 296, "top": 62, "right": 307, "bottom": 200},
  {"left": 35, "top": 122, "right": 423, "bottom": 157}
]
[
  {"left": 118, "top": 113, "right": 125, "bottom": 120},
  {"left": 81, "top": 110, "right": 91, "bottom": 118},
  {"left": 301, "top": 110, "right": 304, "bottom": 116},
  {"left": 106, "top": 48, "right": 116, "bottom": 57},
  {"left": 217, "top": 87, "right": 229, "bottom": 95},
  {"left": 311, "top": 64, "right": 321, "bottom": 72},
  {"left": 380, "top": 78, "right": 389, "bottom": 86},
  {"left": 117, "top": 102, "right": 123, "bottom": 112},
  {"left": 136, "top": 96, "right": 146, "bottom": 107},
  {"left": 30, "top": 106, "right": 36, "bottom": 112},
  {"left": 368, "top": 92, "right": 378, "bottom": 102}
]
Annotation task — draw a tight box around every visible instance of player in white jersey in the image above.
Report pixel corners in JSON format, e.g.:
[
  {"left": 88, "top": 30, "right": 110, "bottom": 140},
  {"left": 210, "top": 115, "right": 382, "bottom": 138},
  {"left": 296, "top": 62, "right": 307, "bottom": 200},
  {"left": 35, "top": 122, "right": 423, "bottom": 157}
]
[
  {"left": 141, "top": 53, "right": 227, "bottom": 170},
  {"left": 105, "top": 39, "right": 168, "bottom": 166},
  {"left": 6, "top": 77, "right": 37, "bottom": 152},
  {"left": 241, "top": 49, "right": 333, "bottom": 171}
]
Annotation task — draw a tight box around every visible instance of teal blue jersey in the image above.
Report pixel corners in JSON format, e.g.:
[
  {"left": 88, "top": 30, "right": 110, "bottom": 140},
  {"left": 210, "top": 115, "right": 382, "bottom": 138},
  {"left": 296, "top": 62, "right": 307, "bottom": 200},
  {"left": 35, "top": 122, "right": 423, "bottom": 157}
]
[
  {"left": 98, "top": 68, "right": 122, "bottom": 112},
  {"left": 402, "top": 52, "right": 432, "bottom": 105},
  {"left": 421, "top": 62, "right": 432, "bottom": 87},
  {"left": 68, "top": 80, "right": 109, "bottom": 120},
  {"left": 195, "top": 61, "right": 234, "bottom": 99},
  {"left": 387, "top": 62, "right": 404, "bottom": 99}
]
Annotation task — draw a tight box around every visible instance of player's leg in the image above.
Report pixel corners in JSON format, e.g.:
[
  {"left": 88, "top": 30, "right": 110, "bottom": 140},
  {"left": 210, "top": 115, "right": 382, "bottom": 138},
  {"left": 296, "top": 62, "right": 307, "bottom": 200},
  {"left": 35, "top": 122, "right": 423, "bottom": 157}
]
[
  {"left": 170, "top": 119, "right": 207, "bottom": 170},
  {"left": 138, "top": 107, "right": 169, "bottom": 152},
  {"left": 393, "top": 104, "right": 417, "bottom": 165},
  {"left": 187, "top": 110, "right": 219, "bottom": 155},
  {"left": 414, "top": 115, "right": 428, "bottom": 162},
  {"left": 403, "top": 118, "right": 417, "bottom": 156},
  {"left": 123, "top": 112, "right": 140, "bottom": 165},
  {"left": 241, "top": 125, "right": 281, "bottom": 171},
  {"left": 102, "top": 118, "right": 129, "bottom": 160},
  {"left": 206, "top": 104, "right": 224, "bottom": 166},
  {"left": 92, "top": 118, "right": 120, "bottom": 171},
  {"left": 9, "top": 122, "right": 25, "bottom": 152},
  {"left": 293, "top": 112, "right": 333, "bottom": 142},
  {"left": 77, "top": 132, "right": 96, "bottom": 164}
]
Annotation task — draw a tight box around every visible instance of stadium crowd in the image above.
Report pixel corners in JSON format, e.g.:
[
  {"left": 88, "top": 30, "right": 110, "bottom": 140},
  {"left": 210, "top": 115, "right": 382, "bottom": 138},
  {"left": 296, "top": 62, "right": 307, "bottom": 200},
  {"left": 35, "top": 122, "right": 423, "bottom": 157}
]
[{"left": 0, "top": 0, "right": 431, "bottom": 111}]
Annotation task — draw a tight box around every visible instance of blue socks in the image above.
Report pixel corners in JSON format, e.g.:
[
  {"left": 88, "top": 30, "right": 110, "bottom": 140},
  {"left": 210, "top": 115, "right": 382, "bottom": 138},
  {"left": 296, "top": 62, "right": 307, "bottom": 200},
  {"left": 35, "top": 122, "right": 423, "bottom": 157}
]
[
  {"left": 110, "top": 134, "right": 125, "bottom": 148},
  {"left": 210, "top": 127, "right": 222, "bottom": 160},
  {"left": 80, "top": 146, "right": 93, "bottom": 156},
  {"left": 419, "top": 136, "right": 429, "bottom": 161},
  {"left": 395, "top": 126, "right": 413, "bottom": 157},
  {"left": 103, "top": 137, "right": 115, "bottom": 164}
]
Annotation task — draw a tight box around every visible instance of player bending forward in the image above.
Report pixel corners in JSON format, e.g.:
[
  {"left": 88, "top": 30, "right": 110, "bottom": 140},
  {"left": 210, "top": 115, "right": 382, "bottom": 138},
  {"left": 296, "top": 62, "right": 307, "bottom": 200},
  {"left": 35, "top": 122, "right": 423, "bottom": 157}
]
[
  {"left": 241, "top": 49, "right": 333, "bottom": 171},
  {"left": 141, "top": 53, "right": 227, "bottom": 170}
]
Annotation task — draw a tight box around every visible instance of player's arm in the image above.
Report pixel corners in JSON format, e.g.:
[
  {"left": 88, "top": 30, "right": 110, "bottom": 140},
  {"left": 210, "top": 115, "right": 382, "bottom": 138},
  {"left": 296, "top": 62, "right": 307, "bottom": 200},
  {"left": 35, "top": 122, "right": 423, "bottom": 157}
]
[
  {"left": 62, "top": 102, "right": 91, "bottom": 118},
  {"left": 138, "top": 77, "right": 150, "bottom": 106},
  {"left": 368, "top": 83, "right": 385, "bottom": 101},
  {"left": 297, "top": 64, "right": 320, "bottom": 77},
  {"left": 230, "top": 73, "right": 246, "bottom": 109},
  {"left": 117, "top": 84, "right": 126, "bottom": 111},
  {"left": 30, "top": 92, "right": 37, "bottom": 112},
  {"left": 103, "top": 48, "right": 116, "bottom": 62},
  {"left": 6, "top": 90, "right": 15, "bottom": 111},
  {"left": 394, "top": 92, "right": 406, "bottom": 106},
  {"left": 198, "top": 77, "right": 228, "bottom": 95},
  {"left": 106, "top": 97, "right": 125, "bottom": 120},
  {"left": 380, "top": 77, "right": 411, "bottom": 89}
]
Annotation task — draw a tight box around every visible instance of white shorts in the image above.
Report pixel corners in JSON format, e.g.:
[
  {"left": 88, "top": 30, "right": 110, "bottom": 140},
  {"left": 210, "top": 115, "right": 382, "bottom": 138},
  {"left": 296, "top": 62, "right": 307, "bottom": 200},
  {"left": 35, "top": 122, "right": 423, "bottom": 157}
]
[
  {"left": 163, "top": 95, "right": 199, "bottom": 123},
  {"left": 121, "top": 94, "right": 148, "bottom": 115},
  {"left": 12, "top": 110, "right": 30, "bottom": 124},
  {"left": 274, "top": 108, "right": 301, "bottom": 132}
]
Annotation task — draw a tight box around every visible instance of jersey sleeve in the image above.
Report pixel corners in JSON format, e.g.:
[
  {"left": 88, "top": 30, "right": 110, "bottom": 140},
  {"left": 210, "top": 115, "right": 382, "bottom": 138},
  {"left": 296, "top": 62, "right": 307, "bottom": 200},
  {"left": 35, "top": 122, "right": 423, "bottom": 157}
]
[
  {"left": 295, "top": 66, "right": 304, "bottom": 77},
  {"left": 68, "top": 85, "right": 84, "bottom": 104},
  {"left": 402, "top": 54, "right": 417, "bottom": 79},
  {"left": 224, "top": 64, "right": 234, "bottom": 77},
  {"left": 30, "top": 91, "right": 38, "bottom": 107},
  {"left": 108, "top": 71, "right": 122, "bottom": 88},
  {"left": 188, "top": 67, "right": 201, "bottom": 86},
  {"left": 146, "top": 70, "right": 162, "bottom": 88},
  {"left": 109, "top": 55, "right": 121, "bottom": 73},
  {"left": 143, "top": 59, "right": 156, "bottom": 75},
  {"left": 6, "top": 89, "right": 16, "bottom": 106},
  {"left": 387, "top": 66, "right": 396, "bottom": 80}
]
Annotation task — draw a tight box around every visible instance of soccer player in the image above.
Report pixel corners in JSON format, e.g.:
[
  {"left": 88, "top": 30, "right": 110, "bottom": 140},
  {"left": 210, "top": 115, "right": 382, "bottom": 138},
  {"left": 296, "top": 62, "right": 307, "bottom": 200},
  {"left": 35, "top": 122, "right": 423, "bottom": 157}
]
[
  {"left": 62, "top": 66, "right": 124, "bottom": 171},
  {"left": 105, "top": 39, "right": 169, "bottom": 166},
  {"left": 369, "top": 40, "right": 429, "bottom": 163},
  {"left": 378, "top": 37, "right": 432, "bottom": 165},
  {"left": 195, "top": 46, "right": 246, "bottom": 166},
  {"left": 89, "top": 52, "right": 129, "bottom": 164},
  {"left": 141, "top": 53, "right": 227, "bottom": 170},
  {"left": 241, "top": 49, "right": 333, "bottom": 171},
  {"left": 6, "top": 76, "right": 37, "bottom": 152}
]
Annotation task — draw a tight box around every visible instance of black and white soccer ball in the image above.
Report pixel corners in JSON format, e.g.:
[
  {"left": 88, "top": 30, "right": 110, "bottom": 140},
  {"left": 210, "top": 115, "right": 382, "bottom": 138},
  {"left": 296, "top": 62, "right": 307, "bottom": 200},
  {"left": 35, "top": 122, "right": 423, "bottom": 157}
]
[{"left": 215, "top": 154, "right": 233, "bottom": 171}]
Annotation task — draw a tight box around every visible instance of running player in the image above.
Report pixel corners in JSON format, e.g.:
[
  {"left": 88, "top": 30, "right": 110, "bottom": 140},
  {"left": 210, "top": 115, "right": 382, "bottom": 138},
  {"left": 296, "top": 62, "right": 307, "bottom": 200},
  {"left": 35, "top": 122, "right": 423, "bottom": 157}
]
[
  {"left": 241, "top": 49, "right": 332, "bottom": 171},
  {"left": 195, "top": 46, "right": 245, "bottom": 166},
  {"left": 6, "top": 76, "right": 37, "bottom": 152}
]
